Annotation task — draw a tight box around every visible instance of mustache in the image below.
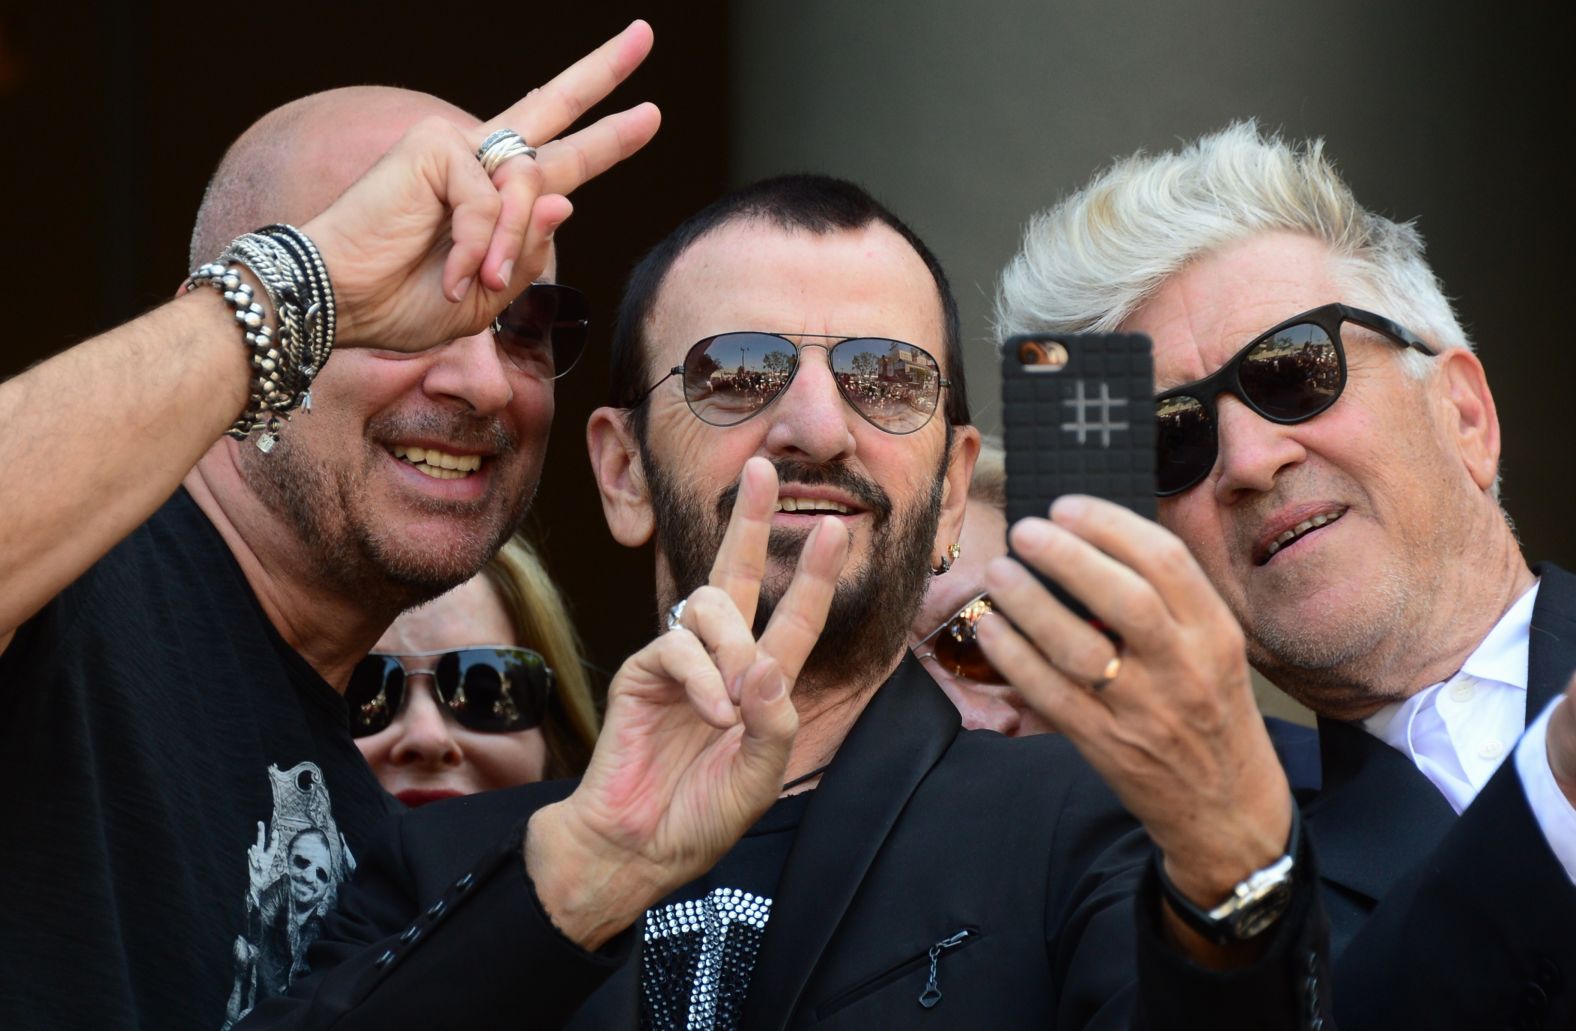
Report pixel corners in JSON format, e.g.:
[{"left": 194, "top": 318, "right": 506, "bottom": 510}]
[
  {"left": 366, "top": 408, "right": 516, "bottom": 455},
  {"left": 713, "top": 459, "right": 891, "bottom": 527}
]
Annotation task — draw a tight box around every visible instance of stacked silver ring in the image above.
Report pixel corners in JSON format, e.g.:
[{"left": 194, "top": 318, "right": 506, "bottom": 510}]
[{"left": 476, "top": 128, "right": 538, "bottom": 176}]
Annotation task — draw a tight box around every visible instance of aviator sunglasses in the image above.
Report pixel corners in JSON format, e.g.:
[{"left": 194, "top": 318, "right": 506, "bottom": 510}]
[
  {"left": 491, "top": 283, "right": 591, "bottom": 380},
  {"left": 345, "top": 647, "right": 555, "bottom": 738},
  {"left": 1155, "top": 302, "right": 1436, "bottom": 496},
  {"left": 914, "top": 592, "right": 1002, "bottom": 685},
  {"left": 629, "top": 332, "right": 952, "bottom": 434}
]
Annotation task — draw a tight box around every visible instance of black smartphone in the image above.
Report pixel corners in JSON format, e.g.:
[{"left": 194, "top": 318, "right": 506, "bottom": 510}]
[{"left": 1000, "top": 332, "right": 1157, "bottom": 630}]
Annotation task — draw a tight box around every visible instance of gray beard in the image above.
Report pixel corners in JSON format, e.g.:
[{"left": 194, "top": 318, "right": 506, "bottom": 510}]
[{"left": 644, "top": 449, "right": 945, "bottom": 696}]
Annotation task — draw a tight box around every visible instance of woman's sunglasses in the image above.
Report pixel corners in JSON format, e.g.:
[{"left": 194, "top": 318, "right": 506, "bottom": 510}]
[
  {"left": 629, "top": 332, "right": 951, "bottom": 435},
  {"left": 345, "top": 647, "right": 555, "bottom": 738},
  {"left": 491, "top": 283, "right": 591, "bottom": 380},
  {"left": 1154, "top": 303, "right": 1435, "bottom": 496},
  {"left": 913, "top": 592, "right": 1003, "bottom": 685}
]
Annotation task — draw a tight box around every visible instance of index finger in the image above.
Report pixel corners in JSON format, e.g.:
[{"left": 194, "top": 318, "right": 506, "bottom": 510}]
[
  {"left": 757, "top": 516, "right": 851, "bottom": 682},
  {"left": 707, "top": 458, "right": 780, "bottom": 628},
  {"left": 1048, "top": 496, "right": 1218, "bottom": 623},
  {"left": 481, "top": 20, "right": 655, "bottom": 143}
]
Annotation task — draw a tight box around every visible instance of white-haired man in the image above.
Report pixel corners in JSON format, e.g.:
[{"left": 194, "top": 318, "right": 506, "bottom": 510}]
[{"left": 991, "top": 121, "right": 1576, "bottom": 1030}]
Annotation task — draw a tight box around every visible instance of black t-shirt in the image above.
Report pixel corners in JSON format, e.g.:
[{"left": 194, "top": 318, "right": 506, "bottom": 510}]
[
  {"left": 0, "top": 489, "right": 397, "bottom": 1030},
  {"left": 641, "top": 791, "right": 811, "bottom": 1031}
]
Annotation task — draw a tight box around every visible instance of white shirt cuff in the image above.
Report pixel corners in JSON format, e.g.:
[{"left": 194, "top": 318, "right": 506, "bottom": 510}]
[{"left": 1513, "top": 695, "right": 1576, "bottom": 884}]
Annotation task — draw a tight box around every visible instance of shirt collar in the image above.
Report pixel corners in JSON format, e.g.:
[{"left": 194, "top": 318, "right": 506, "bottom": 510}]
[
  {"left": 1362, "top": 578, "right": 1540, "bottom": 742},
  {"left": 1458, "top": 579, "right": 1540, "bottom": 691}
]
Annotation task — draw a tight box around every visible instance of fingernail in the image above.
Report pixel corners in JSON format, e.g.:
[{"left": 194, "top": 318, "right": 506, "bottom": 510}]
[
  {"left": 453, "top": 276, "right": 472, "bottom": 301},
  {"left": 1015, "top": 518, "right": 1054, "bottom": 549},
  {"left": 1051, "top": 495, "right": 1087, "bottom": 520},
  {"left": 499, "top": 260, "right": 514, "bottom": 285}
]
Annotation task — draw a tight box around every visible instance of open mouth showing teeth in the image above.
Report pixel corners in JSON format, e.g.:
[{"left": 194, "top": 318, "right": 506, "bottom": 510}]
[
  {"left": 1260, "top": 509, "right": 1344, "bottom": 564},
  {"left": 390, "top": 445, "right": 483, "bottom": 481},
  {"left": 774, "top": 497, "right": 852, "bottom": 514}
]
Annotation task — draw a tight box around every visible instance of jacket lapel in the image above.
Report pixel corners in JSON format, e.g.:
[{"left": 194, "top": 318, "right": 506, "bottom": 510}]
[
  {"left": 1304, "top": 716, "right": 1456, "bottom": 905},
  {"left": 743, "top": 657, "right": 958, "bottom": 1031},
  {"left": 1527, "top": 563, "right": 1576, "bottom": 720}
]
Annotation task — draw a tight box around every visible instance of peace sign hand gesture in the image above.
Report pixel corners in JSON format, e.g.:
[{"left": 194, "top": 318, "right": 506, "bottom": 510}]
[
  {"left": 526, "top": 458, "right": 849, "bottom": 949},
  {"left": 301, "top": 20, "right": 661, "bottom": 352}
]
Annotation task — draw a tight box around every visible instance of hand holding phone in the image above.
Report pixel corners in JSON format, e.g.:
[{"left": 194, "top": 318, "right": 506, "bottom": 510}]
[{"left": 1000, "top": 332, "right": 1156, "bottom": 629}]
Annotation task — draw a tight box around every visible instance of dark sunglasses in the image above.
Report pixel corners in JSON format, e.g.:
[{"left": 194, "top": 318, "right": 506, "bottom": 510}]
[
  {"left": 913, "top": 592, "right": 1003, "bottom": 685},
  {"left": 345, "top": 647, "right": 555, "bottom": 738},
  {"left": 1154, "top": 302, "right": 1436, "bottom": 496},
  {"left": 629, "top": 332, "right": 952, "bottom": 435},
  {"left": 491, "top": 283, "right": 591, "bottom": 380}
]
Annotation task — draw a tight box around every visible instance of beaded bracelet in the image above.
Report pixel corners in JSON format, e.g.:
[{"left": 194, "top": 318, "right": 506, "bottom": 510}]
[{"left": 188, "top": 224, "right": 337, "bottom": 451}]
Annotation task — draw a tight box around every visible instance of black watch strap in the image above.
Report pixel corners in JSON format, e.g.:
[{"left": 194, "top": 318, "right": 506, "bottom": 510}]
[{"left": 1155, "top": 803, "right": 1302, "bottom": 945}]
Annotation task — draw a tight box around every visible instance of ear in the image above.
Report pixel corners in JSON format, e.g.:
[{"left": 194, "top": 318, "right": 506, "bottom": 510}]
[
  {"left": 586, "top": 407, "right": 655, "bottom": 547},
  {"left": 934, "top": 426, "right": 981, "bottom": 562},
  {"left": 1434, "top": 348, "right": 1500, "bottom": 493}
]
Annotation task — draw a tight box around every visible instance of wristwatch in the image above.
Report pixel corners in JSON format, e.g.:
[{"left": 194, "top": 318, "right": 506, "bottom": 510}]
[{"left": 1155, "top": 808, "right": 1301, "bottom": 944}]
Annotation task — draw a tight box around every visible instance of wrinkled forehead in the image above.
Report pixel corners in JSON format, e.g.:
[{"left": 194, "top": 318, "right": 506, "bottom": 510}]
[
  {"left": 645, "top": 220, "right": 946, "bottom": 374},
  {"left": 1123, "top": 233, "right": 1347, "bottom": 390}
]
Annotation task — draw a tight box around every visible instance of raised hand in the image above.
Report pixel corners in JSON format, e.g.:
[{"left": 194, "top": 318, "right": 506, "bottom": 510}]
[
  {"left": 977, "top": 496, "right": 1292, "bottom": 910},
  {"left": 302, "top": 20, "right": 661, "bottom": 351},
  {"left": 526, "top": 458, "right": 849, "bottom": 948}
]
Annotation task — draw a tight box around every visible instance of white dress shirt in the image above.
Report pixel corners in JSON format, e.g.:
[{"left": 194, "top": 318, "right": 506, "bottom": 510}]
[{"left": 1360, "top": 580, "right": 1576, "bottom": 883}]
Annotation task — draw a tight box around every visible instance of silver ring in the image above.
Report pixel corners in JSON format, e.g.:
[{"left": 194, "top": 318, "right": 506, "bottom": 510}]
[
  {"left": 665, "top": 599, "right": 687, "bottom": 633},
  {"left": 476, "top": 128, "right": 538, "bottom": 177}
]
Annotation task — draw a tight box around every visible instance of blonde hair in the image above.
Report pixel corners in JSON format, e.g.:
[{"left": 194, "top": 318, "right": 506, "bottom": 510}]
[
  {"left": 482, "top": 536, "right": 599, "bottom": 778},
  {"left": 995, "top": 120, "right": 1470, "bottom": 379}
]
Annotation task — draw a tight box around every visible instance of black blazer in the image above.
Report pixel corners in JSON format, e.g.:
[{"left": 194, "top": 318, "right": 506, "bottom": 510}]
[
  {"left": 243, "top": 657, "right": 1329, "bottom": 1030},
  {"left": 1310, "top": 563, "right": 1576, "bottom": 1030}
]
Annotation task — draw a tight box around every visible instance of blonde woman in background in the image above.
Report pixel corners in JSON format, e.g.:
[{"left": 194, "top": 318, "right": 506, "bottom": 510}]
[{"left": 349, "top": 535, "right": 600, "bottom": 804}]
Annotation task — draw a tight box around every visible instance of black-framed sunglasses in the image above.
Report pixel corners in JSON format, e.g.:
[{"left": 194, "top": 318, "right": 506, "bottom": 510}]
[
  {"left": 913, "top": 592, "right": 1003, "bottom": 685},
  {"left": 628, "top": 332, "right": 952, "bottom": 435},
  {"left": 1154, "top": 302, "right": 1436, "bottom": 496},
  {"left": 491, "top": 283, "right": 591, "bottom": 380},
  {"left": 345, "top": 647, "right": 555, "bottom": 738}
]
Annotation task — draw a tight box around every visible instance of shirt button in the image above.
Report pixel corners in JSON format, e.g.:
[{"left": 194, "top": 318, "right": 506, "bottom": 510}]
[
  {"left": 1477, "top": 738, "right": 1505, "bottom": 761},
  {"left": 1449, "top": 682, "right": 1475, "bottom": 703}
]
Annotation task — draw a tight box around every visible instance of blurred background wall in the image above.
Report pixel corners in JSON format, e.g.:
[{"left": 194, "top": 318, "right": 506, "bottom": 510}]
[{"left": 3, "top": 2, "right": 1569, "bottom": 716}]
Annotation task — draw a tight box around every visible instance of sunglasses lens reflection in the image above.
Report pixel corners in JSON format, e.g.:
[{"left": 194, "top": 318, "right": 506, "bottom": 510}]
[
  {"left": 681, "top": 333, "right": 944, "bottom": 433},
  {"left": 436, "top": 649, "right": 553, "bottom": 733},
  {"left": 346, "top": 657, "right": 403, "bottom": 738},
  {"left": 493, "top": 284, "right": 591, "bottom": 380},
  {"left": 829, "top": 338, "right": 941, "bottom": 434},
  {"left": 681, "top": 332, "right": 796, "bottom": 426},
  {"left": 1239, "top": 323, "right": 1341, "bottom": 419},
  {"left": 1155, "top": 394, "right": 1215, "bottom": 495},
  {"left": 924, "top": 596, "right": 1003, "bottom": 684}
]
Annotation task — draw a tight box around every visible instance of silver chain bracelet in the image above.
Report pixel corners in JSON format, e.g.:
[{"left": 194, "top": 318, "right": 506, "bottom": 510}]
[{"left": 188, "top": 224, "right": 336, "bottom": 452}]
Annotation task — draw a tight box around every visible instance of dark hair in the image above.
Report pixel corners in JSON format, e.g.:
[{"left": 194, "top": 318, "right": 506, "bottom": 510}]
[{"left": 609, "top": 174, "right": 970, "bottom": 438}]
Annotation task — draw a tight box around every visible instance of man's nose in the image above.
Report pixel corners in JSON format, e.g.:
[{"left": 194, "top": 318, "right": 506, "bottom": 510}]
[
  {"left": 422, "top": 328, "right": 516, "bottom": 415},
  {"left": 1211, "top": 395, "right": 1307, "bottom": 499},
  {"left": 388, "top": 678, "right": 463, "bottom": 769},
  {"left": 761, "top": 346, "right": 858, "bottom": 463}
]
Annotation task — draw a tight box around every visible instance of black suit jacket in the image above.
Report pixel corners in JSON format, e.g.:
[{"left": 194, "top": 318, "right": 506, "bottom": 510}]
[
  {"left": 1310, "top": 563, "right": 1576, "bottom": 1029},
  {"left": 243, "top": 657, "right": 1330, "bottom": 1030}
]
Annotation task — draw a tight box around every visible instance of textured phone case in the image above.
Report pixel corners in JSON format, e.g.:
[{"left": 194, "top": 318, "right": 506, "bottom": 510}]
[{"left": 1001, "top": 332, "right": 1157, "bottom": 622}]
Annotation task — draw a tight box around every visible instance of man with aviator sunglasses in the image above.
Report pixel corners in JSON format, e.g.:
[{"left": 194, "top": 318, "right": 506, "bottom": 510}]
[
  {"left": 995, "top": 121, "right": 1576, "bottom": 1029},
  {"left": 256, "top": 176, "right": 1332, "bottom": 1029},
  {"left": 0, "top": 27, "right": 661, "bottom": 1029}
]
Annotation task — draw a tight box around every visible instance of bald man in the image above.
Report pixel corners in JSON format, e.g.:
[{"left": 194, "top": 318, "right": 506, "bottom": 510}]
[{"left": 0, "top": 24, "right": 659, "bottom": 1028}]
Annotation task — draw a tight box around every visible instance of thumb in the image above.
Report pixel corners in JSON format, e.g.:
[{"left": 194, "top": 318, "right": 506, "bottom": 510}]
[{"left": 733, "top": 657, "right": 797, "bottom": 799}]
